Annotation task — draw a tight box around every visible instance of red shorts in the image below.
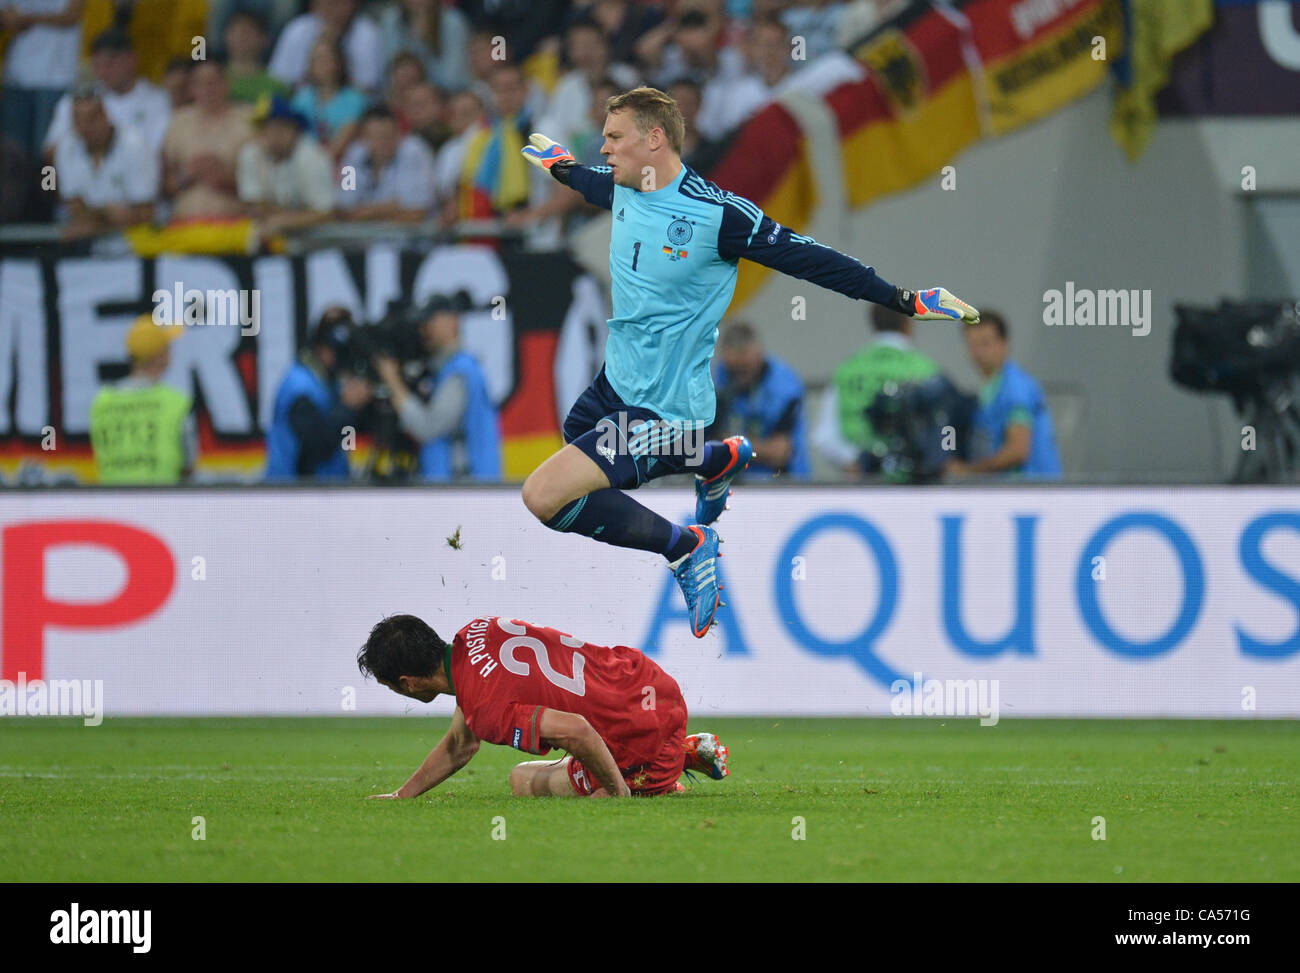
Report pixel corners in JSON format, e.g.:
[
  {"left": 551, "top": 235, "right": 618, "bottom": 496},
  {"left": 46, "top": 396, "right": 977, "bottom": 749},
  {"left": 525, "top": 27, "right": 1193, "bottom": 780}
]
[{"left": 567, "top": 703, "right": 687, "bottom": 797}]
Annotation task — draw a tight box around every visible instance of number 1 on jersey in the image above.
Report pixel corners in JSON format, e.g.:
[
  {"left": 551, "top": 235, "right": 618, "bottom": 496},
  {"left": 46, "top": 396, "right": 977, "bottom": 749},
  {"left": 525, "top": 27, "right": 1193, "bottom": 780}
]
[{"left": 632, "top": 240, "right": 641, "bottom": 271}]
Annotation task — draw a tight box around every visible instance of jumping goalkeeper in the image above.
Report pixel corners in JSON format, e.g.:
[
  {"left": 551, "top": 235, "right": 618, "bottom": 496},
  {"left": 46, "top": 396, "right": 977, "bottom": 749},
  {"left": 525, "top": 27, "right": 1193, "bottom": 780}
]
[{"left": 520, "top": 86, "right": 979, "bottom": 639}]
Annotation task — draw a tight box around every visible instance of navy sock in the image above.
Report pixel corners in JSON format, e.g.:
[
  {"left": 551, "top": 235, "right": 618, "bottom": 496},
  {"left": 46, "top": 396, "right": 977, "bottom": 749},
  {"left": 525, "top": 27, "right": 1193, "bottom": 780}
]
[
  {"left": 546, "top": 488, "right": 693, "bottom": 561},
  {"left": 697, "top": 441, "right": 734, "bottom": 480},
  {"left": 665, "top": 524, "right": 699, "bottom": 562}
]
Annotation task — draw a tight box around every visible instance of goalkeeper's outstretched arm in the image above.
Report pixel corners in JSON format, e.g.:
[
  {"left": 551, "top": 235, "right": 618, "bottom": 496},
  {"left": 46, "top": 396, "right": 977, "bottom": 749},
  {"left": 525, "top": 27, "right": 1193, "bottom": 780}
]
[
  {"left": 521, "top": 131, "right": 975, "bottom": 323},
  {"left": 716, "top": 193, "right": 979, "bottom": 323}
]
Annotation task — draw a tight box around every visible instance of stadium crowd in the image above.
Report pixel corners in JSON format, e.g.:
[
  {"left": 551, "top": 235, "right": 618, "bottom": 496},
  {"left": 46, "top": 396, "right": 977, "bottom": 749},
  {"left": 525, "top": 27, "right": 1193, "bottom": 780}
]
[
  {"left": 3, "top": 1, "right": 1062, "bottom": 485},
  {"left": 1, "top": 0, "right": 900, "bottom": 238}
]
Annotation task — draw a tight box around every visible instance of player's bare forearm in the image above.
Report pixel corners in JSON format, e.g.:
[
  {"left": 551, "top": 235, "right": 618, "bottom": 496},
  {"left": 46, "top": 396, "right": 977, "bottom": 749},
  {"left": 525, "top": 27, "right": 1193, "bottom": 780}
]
[
  {"left": 949, "top": 425, "right": 1031, "bottom": 475},
  {"left": 393, "top": 738, "right": 463, "bottom": 798},
  {"left": 571, "top": 731, "right": 628, "bottom": 798},
  {"left": 372, "top": 707, "right": 479, "bottom": 799},
  {"left": 539, "top": 709, "right": 630, "bottom": 797}
]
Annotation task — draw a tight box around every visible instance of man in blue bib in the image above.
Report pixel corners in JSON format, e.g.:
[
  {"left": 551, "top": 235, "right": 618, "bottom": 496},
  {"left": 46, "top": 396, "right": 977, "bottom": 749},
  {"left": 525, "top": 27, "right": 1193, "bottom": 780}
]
[
  {"left": 520, "top": 86, "right": 980, "bottom": 638},
  {"left": 948, "top": 311, "right": 1063, "bottom": 479}
]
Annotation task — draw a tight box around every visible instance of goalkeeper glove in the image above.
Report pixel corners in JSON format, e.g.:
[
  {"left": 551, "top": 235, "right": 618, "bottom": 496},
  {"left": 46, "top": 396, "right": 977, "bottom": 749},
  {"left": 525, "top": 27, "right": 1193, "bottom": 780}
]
[
  {"left": 904, "top": 286, "right": 980, "bottom": 324},
  {"left": 521, "top": 133, "right": 576, "bottom": 186}
]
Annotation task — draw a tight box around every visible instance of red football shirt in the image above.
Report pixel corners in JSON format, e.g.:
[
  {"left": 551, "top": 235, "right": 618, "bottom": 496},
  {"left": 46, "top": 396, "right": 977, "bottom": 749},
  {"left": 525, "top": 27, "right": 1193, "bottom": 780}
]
[{"left": 449, "top": 616, "right": 686, "bottom": 768}]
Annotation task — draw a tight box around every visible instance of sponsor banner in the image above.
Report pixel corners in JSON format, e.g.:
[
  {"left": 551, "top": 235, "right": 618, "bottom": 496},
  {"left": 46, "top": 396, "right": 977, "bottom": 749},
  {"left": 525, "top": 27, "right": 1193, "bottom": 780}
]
[
  {"left": 0, "top": 487, "right": 1296, "bottom": 718},
  {"left": 0, "top": 245, "right": 608, "bottom": 483}
]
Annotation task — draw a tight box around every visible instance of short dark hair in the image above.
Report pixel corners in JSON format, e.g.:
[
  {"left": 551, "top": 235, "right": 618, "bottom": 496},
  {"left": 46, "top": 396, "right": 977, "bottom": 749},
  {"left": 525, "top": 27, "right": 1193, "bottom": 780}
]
[
  {"left": 565, "top": 11, "right": 602, "bottom": 37},
  {"left": 361, "top": 105, "right": 397, "bottom": 127},
  {"left": 311, "top": 306, "right": 354, "bottom": 352},
  {"left": 970, "top": 309, "right": 1008, "bottom": 340},
  {"left": 871, "top": 302, "right": 910, "bottom": 333},
  {"left": 389, "top": 50, "right": 427, "bottom": 81},
  {"left": 224, "top": 8, "right": 267, "bottom": 34},
  {"left": 357, "top": 614, "right": 447, "bottom": 684},
  {"left": 192, "top": 53, "right": 228, "bottom": 72},
  {"left": 751, "top": 14, "right": 789, "bottom": 38},
  {"left": 91, "top": 28, "right": 132, "bottom": 55},
  {"left": 591, "top": 75, "right": 621, "bottom": 99},
  {"left": 667, "top": 77, "right": 702, "bottom": 99},
  {"left": 491, "top": 62, "right": 526, "bottom": 84}
]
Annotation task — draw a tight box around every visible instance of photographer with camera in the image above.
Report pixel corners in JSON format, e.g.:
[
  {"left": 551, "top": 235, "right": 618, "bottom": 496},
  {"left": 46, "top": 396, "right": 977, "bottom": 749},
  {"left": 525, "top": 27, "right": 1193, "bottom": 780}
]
[
  {"left": 265, "top": 307, "right": 375, "bottom": 481},
  {"left": 710, "top": 320, "right": 810, "bottom": 478},
  {"left": 370, "top": 295, "right": 502, "bottom": 482},
  {"left": 814, "top": 303, "right": 942, "bottom": 480}
]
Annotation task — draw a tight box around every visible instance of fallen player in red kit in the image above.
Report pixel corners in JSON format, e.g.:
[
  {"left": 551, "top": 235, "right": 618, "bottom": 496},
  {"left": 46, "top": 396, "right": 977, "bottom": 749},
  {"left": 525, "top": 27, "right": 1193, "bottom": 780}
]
[{"left": 358, "top": 614, "right": 729, "bottom": 798}]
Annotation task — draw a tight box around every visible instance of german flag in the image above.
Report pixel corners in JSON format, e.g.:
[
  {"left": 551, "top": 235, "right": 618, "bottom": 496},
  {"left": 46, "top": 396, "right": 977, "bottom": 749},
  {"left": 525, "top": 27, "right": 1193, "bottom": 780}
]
[
  {"left": 836, "top": 2, "right": 982, "bottom": 210},
  {"left": 966, "top": 0, "right": 1124, "bottom": 137},
  {"left": 700, "top": 101, "right": 816, "bottom": 308}
]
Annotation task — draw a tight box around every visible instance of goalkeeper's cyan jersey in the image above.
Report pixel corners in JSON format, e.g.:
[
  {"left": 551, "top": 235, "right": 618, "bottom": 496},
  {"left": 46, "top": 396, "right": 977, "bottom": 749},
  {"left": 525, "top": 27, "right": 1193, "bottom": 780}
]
[{"left": 566, "top": 162, "right": 900, "bottom": 425}]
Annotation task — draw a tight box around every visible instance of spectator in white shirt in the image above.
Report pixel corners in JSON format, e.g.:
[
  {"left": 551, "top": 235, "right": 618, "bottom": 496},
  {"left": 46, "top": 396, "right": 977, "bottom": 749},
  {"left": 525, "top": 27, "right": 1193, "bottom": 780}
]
[
  {"left": 404, "top": 81, "right": 451, "bottom": 155},
  {"left": 269, "top": 0, "right": 385, "bottom": 95},
  {"left": 237, "top": 94, "right": 336, "bottom": 236},
  {"left": 54, "top": 87, "right": 158, "bottom": 240},
  {"left": 375, "top": 0, "right": 472, "bottom": 93},
  {"left": 433, "top": 89, "right": 487, "bottom": 223},
  {"left": 542, "top": 16, "right": 640, "bottom": 149},
  {"left": 208, "top": 0, "right": 299, "bottom": 52},
  {"left": 656, "top": 7, "right": 759, "bottom": 140},
  {"left": 653, "top": 6, "right": 749, "bottom": 87},
  {"left": 44, "top": 28, "right": 172, "bottom": 159},
  {"left": 0, "top": 0, "right": 84, "bottom": 156},
  {"left": 508, "top": 75, "right": 620, "bottom": 234},
  {"left": 668, "top": 77, "right": 723, "bottom": 171},
  {"left": 337, "top": 106, "right": 435, "bottom": 222},
  {"left": 161, "top": 57, "right": 195, "bottom": 111},
  {"left": 708, "top": 14, "right": 865, "bottom": 130},
  {"left": 386, "top": 50, "right": 428, "bottom": 122},
  {"left": 463, "top": 28, "right": 549, "bottom": 125}
]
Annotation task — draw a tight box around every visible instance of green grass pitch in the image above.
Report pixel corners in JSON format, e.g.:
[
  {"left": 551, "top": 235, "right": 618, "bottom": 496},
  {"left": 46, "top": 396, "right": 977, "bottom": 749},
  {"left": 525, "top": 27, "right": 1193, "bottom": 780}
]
[{"left": 1, "top": 717, "right": 1296, "bottom": 882}]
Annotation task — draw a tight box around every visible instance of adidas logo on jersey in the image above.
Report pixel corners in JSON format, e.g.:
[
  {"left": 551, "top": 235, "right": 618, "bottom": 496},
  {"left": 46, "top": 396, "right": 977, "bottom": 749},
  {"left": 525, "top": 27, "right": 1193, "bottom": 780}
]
[
  {"left": 616, "top": 208, "right": 625, "bottom": 221},
  {"left": 597, "top": 443, "right": 616, "bottom": 464}
]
